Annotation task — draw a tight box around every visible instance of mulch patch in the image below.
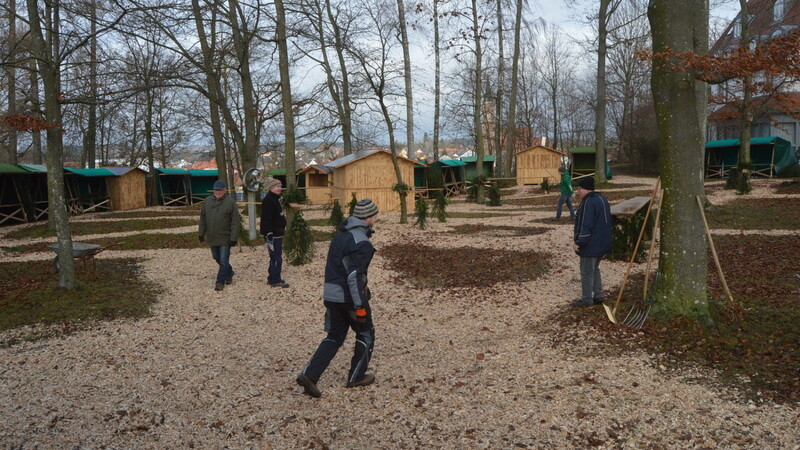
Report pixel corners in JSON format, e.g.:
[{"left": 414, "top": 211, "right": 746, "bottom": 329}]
[
  {"left": 381, "top": 241, "right": 551, "bottom": 288},
  {"left": 773, "top": 180, "right": 800, "bottom": 194},
  {"left": 445, "top": 224, "right": 551, "bottom": 237},
  {"left": 552, "top": 234, "right": 800, "bottom": 404},
  {"left": 4, "top": 218, "right": 198, "bottom": 240},
  {"left": 706, "top": 197, "right": 800, "bottom": 229},
  {"left": 1, "top": 232, "right": 206, "bottom": 255},
  {"left": 0, "top": 258, "right": 160, "bottom": 339},
  {"left": 101, "top": 208, "right": 201, "bottom": 219},
  {"left": 504, "top": 196, "right": 558, "bottom": 207}
]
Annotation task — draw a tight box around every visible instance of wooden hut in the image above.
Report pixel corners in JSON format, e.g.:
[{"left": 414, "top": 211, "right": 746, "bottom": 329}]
[
  {"left": 324, "top": 149, "right": 425, "bottom": 213},
  {"left": 704, "top": 136, "right": 797, "bottom": 178},
  {"left": 569, "top": 147, "right": 612, "bottom": 180},
  {"left": 105, "top": 167, "right": 147, "bottom": 210},
  {"left": 297, "top": 165, "right": 332, "bottom": 205},
  {"left": 515, "top": 145, "right": 564, "bottom": 185},
  {"left": 155, "top": 168, "right": 191, "bottom": 206},
  {"left": 461, "top": 155, "right": 495, "bottom": 180},
  {"left": 267, "top": 168, "right": 288, "bottom": 187}
]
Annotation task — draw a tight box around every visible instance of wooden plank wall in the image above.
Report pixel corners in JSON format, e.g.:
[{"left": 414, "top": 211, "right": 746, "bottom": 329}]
[
  {"left": 330, "top": 152, "right": 415, "bottom": 213},
  {"left": 516, "top": 147, "right": 561, "bottom": 184},
  {"left": 107, "top": 171, "right": 146, "bottom": 210}
]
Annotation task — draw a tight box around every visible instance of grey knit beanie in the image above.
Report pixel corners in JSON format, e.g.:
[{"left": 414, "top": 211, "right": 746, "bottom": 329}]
[{"left": 353, "top": 199, "right": 379, "bottom": 219}]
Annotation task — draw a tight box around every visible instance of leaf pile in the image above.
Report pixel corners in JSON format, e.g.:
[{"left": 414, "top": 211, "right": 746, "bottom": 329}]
[
  {"left": 2, "top": 232, "right": 205, "bottom": 255},
  {"left": 554, "top": 234, "right": 800, "bottom": 404},
  {"left": 773, "top": 180, "right": 800, "bottom": 194},
  {"left": 381, "top": 242, "right": 551, "bottom": 288},
  {"left": 5, "top": 218, "right": 198, "bottom": 239},
  {"left": 445, "top": 224, "right": 551, "bottom": 237},
  {"left": 706, "top": 197, "right": 800, "bottom": 229}
]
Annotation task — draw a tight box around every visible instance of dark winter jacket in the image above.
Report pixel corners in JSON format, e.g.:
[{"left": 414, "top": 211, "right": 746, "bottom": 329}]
[
  {"left": 573, "top": 191, "right": 612, "bottom": 257},
  {"left": 322, "top": 216, "right": 376, "bottom": 309},
  {"left": 199, "top": 193, "right": 240, "bottom": 246},
  {"left": 260, "top": 191, "right": 286, "bottom": 237}
]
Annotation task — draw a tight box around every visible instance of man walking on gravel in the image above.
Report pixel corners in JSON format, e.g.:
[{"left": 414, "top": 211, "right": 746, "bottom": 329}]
[
  {"left": 572, "top": 177, "right": 612, "bottom": 307},
  {"left": 199, "top": 179, "right": 240, "bottom": 292},
  {"left": 554, "top": 166, "right": 575, "bottom": 221},
  {"left": 296, "top": 199, "right": 379, "bottom": 398},
  {"left": 260, "top": 178, "right": 288, "bottom": 288}
]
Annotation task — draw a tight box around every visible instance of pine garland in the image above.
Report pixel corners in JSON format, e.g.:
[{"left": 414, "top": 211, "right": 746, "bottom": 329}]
[
  {"left": 284, "top": 210, "right": 315, "bottom": 265},
  {"left": 487, "top": 182, "right": 503, "bottom": 206},
  {"left": 414, "top": 197, "right": 429, "bottom": 229},
  {"left": 328, "top": 200, "right": 344, "bottom": 229},
  {"left": 432, "top": 190, "right": 448, "bottom": 222}
]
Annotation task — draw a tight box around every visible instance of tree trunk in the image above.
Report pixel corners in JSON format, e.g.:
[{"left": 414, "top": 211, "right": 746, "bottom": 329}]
[
  {"left": 275, "top": 0, "right": 296, "bottom": 191},
  {"left": 736, "top": 0, "right": 752, "bottom": 194},
  {"left": 472, "top": 0, "right": 485, "bottom": 203},
  {"left": 594, "top": 0, "right": 612, "bottom": 184},
  {"left": 432, "top": 0, "right": 441, "bottom": 162},
  {"left": 28, "top": 59, "right": 43, "bottom": 164},
  {"left": 494, "top": 0, "right": 505, "bottom": 178},
  {"left": 145, "top": 92, "right": 158, "bottom": 205},
  {"left": 397, "top": 0, "right": 414, "bottom": 164},
  {"left": 85, "top": 0, "right": 97, "bottom": 168},
  {"left": 648, "top": 0, "right": 709, "bottom": 321},
  {"left": 227, "top": 0, "right": 258, "bottom": 173},
  {"left": 325, "top": 0, "right": 354, "bottom": 155},
  {"left": 5, "top": 0, "right": 18, "bottom": 164},
  {"left": 503, "top": 0, "right": 523, "bottom": 179},
  {"left": 26, "top": 0, "right": 76, "bottom": 289}
]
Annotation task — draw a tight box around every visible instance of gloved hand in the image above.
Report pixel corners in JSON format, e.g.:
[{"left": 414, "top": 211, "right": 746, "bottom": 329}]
[
  {"left": 265, "top": 233, "right": 274, "bottom": 252},
  {"left": 349, "top": 308, "right": 368, "bottom": 322},
  {"left": 230, "top": 240, "right": 237, "bottom": 247},
  {"left": 198, "top": 235, "right": 205, "bottom": 243}
]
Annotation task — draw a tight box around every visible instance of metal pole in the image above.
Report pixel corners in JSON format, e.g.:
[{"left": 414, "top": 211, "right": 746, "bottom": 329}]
[{"left": 248, "top": 191, "right": 257, "bottom": 241}]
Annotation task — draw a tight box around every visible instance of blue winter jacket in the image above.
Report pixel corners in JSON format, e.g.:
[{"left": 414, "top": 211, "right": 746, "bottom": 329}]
[
  {"left": 573, "top": 191, "right": 613, "bottom": 257},
  {"left": 322, "top": 216, "right": 376, "bottom": 309}
]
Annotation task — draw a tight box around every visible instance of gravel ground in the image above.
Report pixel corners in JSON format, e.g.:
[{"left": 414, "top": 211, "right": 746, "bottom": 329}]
[{"left": 1, "top": 176, "right": 799, "bottom": 449}]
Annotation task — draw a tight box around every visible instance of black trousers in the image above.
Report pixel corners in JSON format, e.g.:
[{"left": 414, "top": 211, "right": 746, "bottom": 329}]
[{"left": 302, "top": 301, "right": 375, "bottom": 384}]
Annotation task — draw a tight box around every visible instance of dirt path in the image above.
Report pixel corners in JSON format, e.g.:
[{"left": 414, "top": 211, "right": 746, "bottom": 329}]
[{"left": 1, "top": 176, "right": 798, "bottom": 448}]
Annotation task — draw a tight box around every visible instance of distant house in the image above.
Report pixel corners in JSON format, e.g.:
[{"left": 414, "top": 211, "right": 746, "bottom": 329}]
[{"left": 707, "top": 0, "right": 800, "bottom": 157}]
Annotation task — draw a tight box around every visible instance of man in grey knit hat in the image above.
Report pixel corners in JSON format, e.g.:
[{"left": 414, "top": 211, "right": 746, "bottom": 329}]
[{"left": 296, "top": 199, "right": 379, "bottom": 398}]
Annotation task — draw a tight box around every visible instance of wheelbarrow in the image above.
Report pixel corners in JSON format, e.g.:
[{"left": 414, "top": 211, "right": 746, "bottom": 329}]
[{"left": 47, "top": 242, "right": 109, "bottom": 272}]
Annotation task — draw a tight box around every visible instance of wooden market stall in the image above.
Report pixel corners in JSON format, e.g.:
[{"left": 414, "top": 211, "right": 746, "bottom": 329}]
[
  {"left": 17, "top": 164, "right": 51, "bottom": 221},
  {"left": 0, "top": 164, "right": 31, "bottom": 226},
  {"left": 461, "top": 155, "right": 495, "bottom": 180},
  {"left": 428, "top": 159, "right": 467, "bottom": 197},
  {"left": 155, "top": 168, "right": 191, "bottom": 206},
  {"left": 704, "top": 136, "right": 798, "bottom": 178},
  {"left": 188, "top": 169, "right": 219, "bottom": 204},
  {"left": 297, "top": 165, "right": 332, "bottom": 205},
  {"left": 515, "top": 145, "right": 565, "bottom": 185},
  {"left": 324, "top": 149, "right": 425, "bottom": 213},
  {"left": 569, "top": 147, "right": 612, "bottom": 180},
  {"left": 105, "top": 167, "right": 147, "bottom": 210},
  {"left": 63, "top": 167, "right": 114, "bottom": 213}
]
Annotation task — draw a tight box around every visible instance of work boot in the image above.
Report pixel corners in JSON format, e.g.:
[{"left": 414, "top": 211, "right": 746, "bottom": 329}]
[
  {"left": 296, "top": 374, "right": 322, "bottom": 398},
  {"left": 593, "top": 297, "right": 604, "bottom": 305},
  {"left": 225, "top": 276, "right": 233, "bottom": 285},
  {"left": 571, "top": 298, "right": 592, "bottom": 307},
  {"left": 346, "top": 373, "right": 375, "bottom": 388},
  {"left": 215, "top": 283, "right": 224, "bottom": 291},
  {"left": 269, "top": 281, "right": 290, "bottom": 288}
]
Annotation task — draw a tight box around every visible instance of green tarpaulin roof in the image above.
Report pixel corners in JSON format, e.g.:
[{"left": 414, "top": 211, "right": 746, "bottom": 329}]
[
  {"left": 705, "top": 136, "right": 797, "bottom": 176},
  {"left": 156, "top": 168, "right": 189, "bottom": 175},
  {"left": 460, "top": 155, "right": 496, "bottom": 163},
  {"left": 439, "top": 159, "right": 468, "bottom": 167},
  {"left": 268, "top": 168, "right": 287, "bottom": 175},
  {"left": 0, "top": 163, "right": 29, "bottom": 174},
  {"left": 64, "top": 167, "right": 116, "bottom": 177},
  {"left": 19, "top": 164, "right": 47, "bottom": 173},
  {"left": 188, "top": 169, "right": 218, "bottom": 177},
  {"left": 570, "top": 147, "right": 596, "bottom": 154}
]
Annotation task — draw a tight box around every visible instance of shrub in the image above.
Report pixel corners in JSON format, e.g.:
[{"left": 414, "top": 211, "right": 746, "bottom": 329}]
[
  {"left": 347, "top": 193, "right": 358, "bottom": 216},
  {"left": 414, "top": 197, "right": 429, "bottom": 229},
  {"left": 284, "top": 210, "right": 315, "bottom": 265},
  {"left": 487, "top": 182, "right": 503, "bottom": 206},
  {"left": 432, "top": 190, "right": 448, "bottom": 222},
  {"left": 328, "top": 200, "right": 344, "bottom": 229}
]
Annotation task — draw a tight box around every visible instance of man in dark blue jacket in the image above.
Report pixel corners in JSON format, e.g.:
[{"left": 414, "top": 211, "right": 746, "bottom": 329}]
[
  {"left": 572, "top": 177, "right": 612, "bottom": 307},
  {"left": 296, "top": 199, "right": 379, "bottom": 398}
]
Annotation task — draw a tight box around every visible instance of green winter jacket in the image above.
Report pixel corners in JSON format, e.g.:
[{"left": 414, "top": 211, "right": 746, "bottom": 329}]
[
  {"left": 198, "top": 193, "right": 240, "bottom": 246},
  {"left": 560, "top": 172, "right": 574, "bottom": 195}
]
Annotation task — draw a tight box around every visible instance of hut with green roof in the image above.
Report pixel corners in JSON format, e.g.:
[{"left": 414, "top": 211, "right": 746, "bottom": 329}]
[
  {"left": 704, "top": 136, "right": 797, "bottom": 178},
  {"left": 569, "top": 147, "right": 612, "bottom": 180}
]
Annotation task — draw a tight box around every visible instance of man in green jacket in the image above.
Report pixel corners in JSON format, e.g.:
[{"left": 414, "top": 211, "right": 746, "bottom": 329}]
[
  {"left": 554, "top": 166, "right": 575, "bottom": 221},
  {"left": 199, "top": 180, "right": 241, "bottom": 291}
]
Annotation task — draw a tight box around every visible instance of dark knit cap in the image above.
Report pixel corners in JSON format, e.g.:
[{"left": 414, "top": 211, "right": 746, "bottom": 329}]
[
  {"left": 213, "top": 180, "right": 226, "bottom": 190},
  {"left": 578, "top": 177, "right": 595, "bottom": 191},
  {"left": 353, "top": 199, "right": 379, "bottom": 219},
  {"left": 265, "top": 178, "right": 283, "bottom": 191}
]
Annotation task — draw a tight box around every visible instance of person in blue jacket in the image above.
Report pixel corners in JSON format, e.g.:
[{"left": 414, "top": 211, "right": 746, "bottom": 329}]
[
  {"left": 572, "top": 177, "right": 612, "bottom": 307},
  {"left": 296, "top": 199, "right": 379, "bottom": 398}
]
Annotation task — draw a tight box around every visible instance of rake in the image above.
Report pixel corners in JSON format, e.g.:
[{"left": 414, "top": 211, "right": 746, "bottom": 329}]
[
  {"left": 603, "top": 178, "right": 660, "bottom": 324},
  {"left": 620, "top": 191, "right": 662, "bottom": 328}
]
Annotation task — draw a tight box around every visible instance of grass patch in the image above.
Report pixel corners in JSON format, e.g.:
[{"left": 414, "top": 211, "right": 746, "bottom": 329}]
[
  {"left": 101, "top": 208, "right": 201, "bottom": 219},
  {"left": 706, "top": 197, "right": 800, "bottom": 229},
  {"left": 446, "top": 211, "right": 518, "bottom": 219},
  {"left": 311, "top": 229, "right": 335, "bottom": 241},
  {"left": 530, "top": 217, "right": 573, "bottom": 225},
  {"left": 552, "top": 234, "right": 800, "bottom": 404},
  {"left": 2, "top": 232, "right": 206, "bottom": 254},
  {"left": 0, "top": 258, "right": 161, "bottom": 342},
  {"left": 381, "top": 241, "right": 551, "bottom": 288},
  {"left": 306, "top": 218, "right": 332, "bottom": 227},
  {"left": 5, "top": 218, "right": 198, "bottom": 239},
  {"left": 773, "top": 179, "right": 800, "bottom": 194},
  {"left": 446, "top": 224, "right": 551, "bottom": 237},
  {"left": 504, "top": 196, "right": 557, "bottom": 207}
]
